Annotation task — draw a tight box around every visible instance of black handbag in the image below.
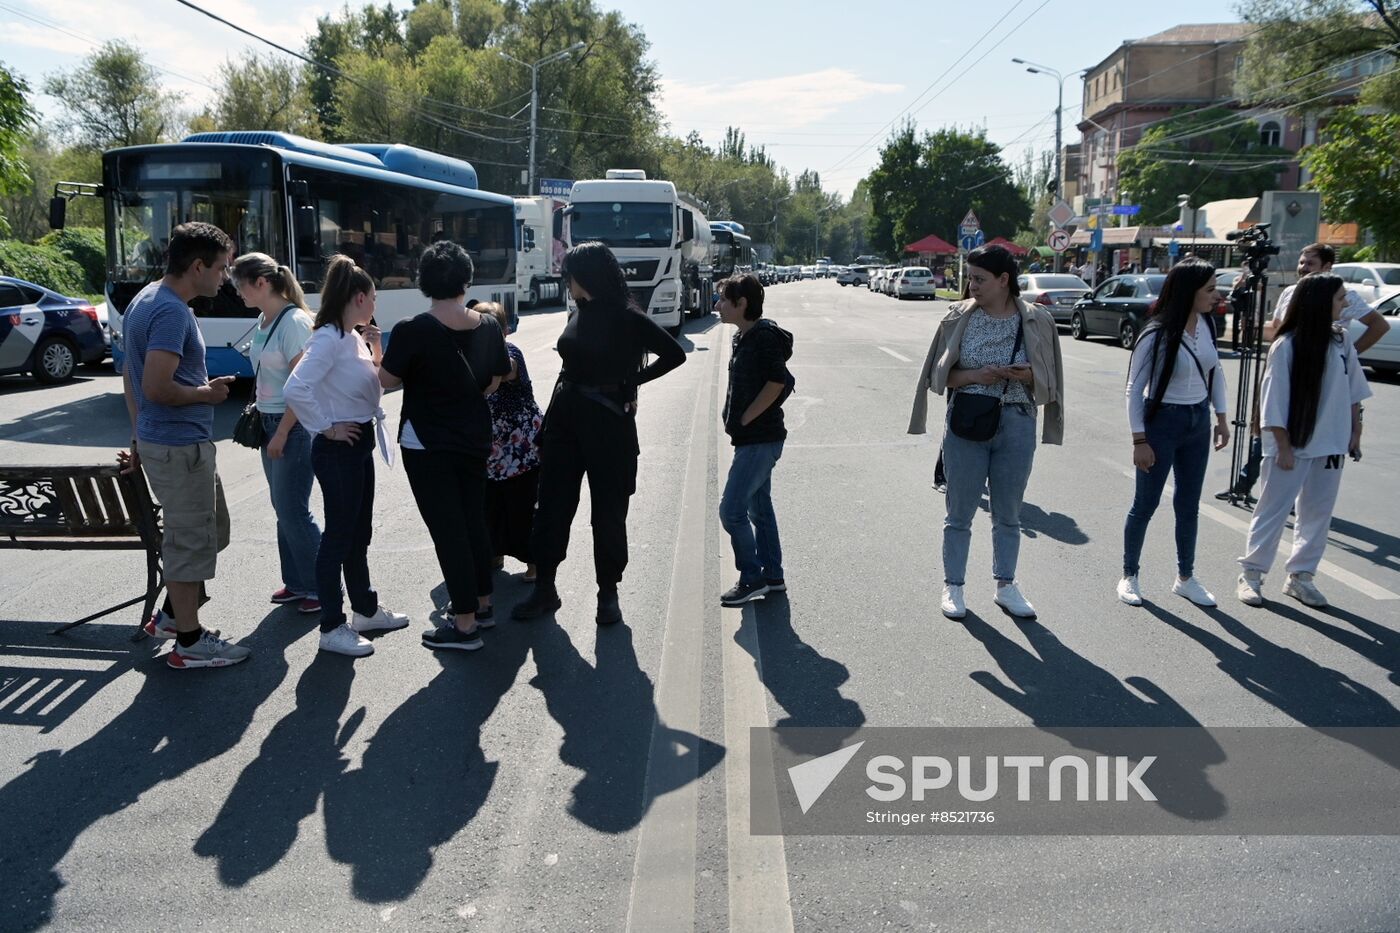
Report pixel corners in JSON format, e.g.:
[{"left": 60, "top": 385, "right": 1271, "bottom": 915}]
[
  {"left": 948, "top": 315, "right": 1025, "bottom": 442},
  {"left": 233, "top": 306, "right": 294, "bottom": 449}
]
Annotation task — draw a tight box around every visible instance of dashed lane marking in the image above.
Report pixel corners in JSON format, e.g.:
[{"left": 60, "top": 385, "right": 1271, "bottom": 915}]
[{"left": 877, "top": 346, "right": 912, "bottom": 363}]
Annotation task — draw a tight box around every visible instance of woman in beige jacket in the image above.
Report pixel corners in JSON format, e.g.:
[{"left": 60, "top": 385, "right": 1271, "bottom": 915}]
[{"left": 908, "top": 245, "right": 1065, "bottom": 621}]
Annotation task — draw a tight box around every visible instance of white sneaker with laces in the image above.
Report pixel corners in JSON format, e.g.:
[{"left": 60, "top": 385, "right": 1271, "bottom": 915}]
[
  {"left": 319, "top": 623, "right": 374, "bottom": 657},
  {"left": 994, "top": 582, "right": 1036, "bottom": 619},
  {"left": 1283, "top": 573, "right": 1329, "bottom": 608},
  {"left": 1117, "top": 576, "right": 1144, "bottom": 606},
  {"left": 1172, "top": 576, "right": 1217, "bottom": 607},
  {"left": 940, "top": 585, "right": 966, "bottom": 620},
  {"left": 1236, "top": 572, "right": 1264, "bottom": 607},
  {"left": 351, "top": 606, "right": 411, "bottom": 633}
]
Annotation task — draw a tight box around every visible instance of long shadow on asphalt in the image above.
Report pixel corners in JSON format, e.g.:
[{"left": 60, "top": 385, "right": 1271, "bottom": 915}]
[
  {"left": 1327, "top": 516, "right": 1400, "bottom": 575},
  {"left": 959, "top": 611, "right": 1226, "bottom": 820},
  {"left": 0, "top": 608, "right": 305, "bottom": 933},
  {"left": 1265, "top": 601, "right": 1400, "bottom": 688},
  {"left": 735, "top": 594, "right": 865, "bottom": 755},
  {"left": 0, "top": 624, "right": 137, "bottom": 733}
]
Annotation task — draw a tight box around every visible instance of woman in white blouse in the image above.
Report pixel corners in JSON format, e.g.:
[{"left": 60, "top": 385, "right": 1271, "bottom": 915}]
[
  {"left": 1119, "top": 258, "right": 1231, "bottom": 608},
  {"left": 284, "top": 256, "right": 410, "bottom": 657}
]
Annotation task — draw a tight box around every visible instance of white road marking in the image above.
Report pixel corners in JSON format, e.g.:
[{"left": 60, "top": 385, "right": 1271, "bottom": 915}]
[
  {"left": 625, "top": 327, "right": 718, "bottom": 933},
  {"left": 5, "top": 424, "right": 65, "bottom": 442},
  {"left": 715, "top": 334, "right": 795, "bottom": 933},
  {"left": 1097, "top": 457, "right": 1400, "bottom": 601},
  {"left": 877, "top": 346, "right": 912, "bottom": 363},
  {"left": 823, "top": 317, "right": 835, "bottom": 324}
]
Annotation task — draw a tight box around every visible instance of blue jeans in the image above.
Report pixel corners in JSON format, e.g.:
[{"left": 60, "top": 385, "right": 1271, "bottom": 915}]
[
  {"left": 720, "top": 440, "right": 785, "bottom": 584},
  {"left": 942, "top": 405, "right": 1037, "bottom": 585},
  {"left": 1123, "top": 400, "right": 1211, "bottom": 578},
  {"left": 311, "top": 426, "right": 379, "bottom": 632},
  {"left": 260, "top": 412, "right": 321, "bottom": 596}
]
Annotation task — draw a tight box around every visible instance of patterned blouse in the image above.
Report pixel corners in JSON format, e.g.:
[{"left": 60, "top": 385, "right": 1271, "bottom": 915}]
[
  {"left": 954, "top": 308, "right": 1033, "bottom": 408},
  {"left": 487, "top": 343, "right": 544, "bottom": 481}
]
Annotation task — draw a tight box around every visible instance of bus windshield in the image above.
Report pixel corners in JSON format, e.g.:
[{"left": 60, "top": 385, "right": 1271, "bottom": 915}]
[
  {"left": 109, "top": 149, "right": 284, "bottom": 288},
  {"left": 570, "top": 201, "right": 674, "bottom": 248}
]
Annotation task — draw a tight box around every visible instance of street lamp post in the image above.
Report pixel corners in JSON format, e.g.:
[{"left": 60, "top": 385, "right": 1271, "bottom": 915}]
[
  {"left": 1012, "top": 58, "right": 1087, "bottom": 272},
  {"left": 496, "top": 42, "right": 586, "bottom": 195}
]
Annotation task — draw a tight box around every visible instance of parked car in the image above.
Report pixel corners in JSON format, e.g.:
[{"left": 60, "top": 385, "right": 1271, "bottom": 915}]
[
  {"left": 1069, "top": 274, "right": 1167, "bottom": 349},
  {"left": 1350, "top": 291, "right": 1400, "bottom": 375},
  {"left": 1213, "top": 267, "right": 1243, "bottom": 299},
  {"left": 1018, "top": 273, "right": 1091, "bottom": 323},
  {"left": 1333, "top": 262, "right": 1400, "bottom": 305},
  {"left": 876, "top": 266, "right": 897, "bottom": 295},
  {"left": 893, "top": 266, "right": 937, "bottom": 299},
  {"left": 800, "top": 265, "right": 816, "bottom": 280},
  {"left": 837, "top": 265, "right": 870, "bottom": 287},
  {"left": 0, "top": 276, "right": 105, "bottom": 383},
  {"left": 883, "top": 266, "right": 903, "bottom": 295}
]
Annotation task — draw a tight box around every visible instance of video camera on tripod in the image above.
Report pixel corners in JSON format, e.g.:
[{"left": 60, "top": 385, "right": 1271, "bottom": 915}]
[
  {"left": 1226, "top": 223, "right": 1281, "bottom": 274},
  {"left": 1220, "top": 223, "right": 1281, "bottom": 505}
]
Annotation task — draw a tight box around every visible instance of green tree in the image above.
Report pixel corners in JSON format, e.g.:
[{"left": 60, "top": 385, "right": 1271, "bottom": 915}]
[
  {"left": 0, "top": 133, "right": 102, "bottom": 242},
  {"left": 0, "top": 64, "right": 36, "bottom": 235},
  {"left": 1236, "top": 0, "right": 1400, "bottom": 111},
  {"left": 456, "top": 0, "right": 507, "bottom": 48},
  {"left": 43, "top": 40, "right": 180, "bottom": 150},
  {"left": 201, "top": 52, "right": 321, "bottom": 137},
  {"left": 405, "top": 0, "right": 456, "bottom": 54},
  {"left": 1117, "top": 107, "right": 1291, "bottom": 220},
  {"left": 1301, "top": 106, "right": 1400, "bottom": 258}
]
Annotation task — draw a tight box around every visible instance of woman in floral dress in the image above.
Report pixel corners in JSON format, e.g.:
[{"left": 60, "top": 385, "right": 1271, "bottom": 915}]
[{"left": 481, "top": 303, "right": 543, "bottom": 581}]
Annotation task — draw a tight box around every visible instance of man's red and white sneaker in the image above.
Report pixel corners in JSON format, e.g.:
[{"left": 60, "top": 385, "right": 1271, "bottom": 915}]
[
  {"left": 167, "top": 630, "right": 252, "bottom": 669},
  {"left": 143, "top": 609, "right": 178, "bottom": 639},
  {"left": 270, "top": 586, "right": 305, "bottom": 604}
]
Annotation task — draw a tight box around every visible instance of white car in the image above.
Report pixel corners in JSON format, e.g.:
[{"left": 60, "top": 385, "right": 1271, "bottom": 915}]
[
  {"left": 882, "top": 267, "right": 902, "bottom": 295},
  {"left": 893, "top": 266, "right": 937, "bottom": 299},
  {"left": 837, "top": 266, "right": 870, "bottom": 287},
  {"left": 1350, "top": 291, "right": 1400, "bottom": 375},
  {"left": 1333, "top": 262, "right": 1400, "bottom": 305},
  {"left": 800, "top": 265, "right": 815, "bottom": 280}
]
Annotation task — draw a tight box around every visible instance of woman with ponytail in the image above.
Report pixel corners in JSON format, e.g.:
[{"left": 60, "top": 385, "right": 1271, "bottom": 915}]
[
  {"left": 233, "top": 253, "right": 322, "bottom": 615},
  {"left": 1119, "top": 258, "right": 1231, "bottom": 608},
  {"left": 285, "top": 255, "right": 410, "bottom": 657},
  {"left": 1237, "top": 273, "right": 1370, "bottom": 608}
]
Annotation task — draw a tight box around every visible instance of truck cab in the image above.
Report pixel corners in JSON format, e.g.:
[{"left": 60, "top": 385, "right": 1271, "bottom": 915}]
[{"left": 514, "top": 195, "right": 565, "bottom": 308}]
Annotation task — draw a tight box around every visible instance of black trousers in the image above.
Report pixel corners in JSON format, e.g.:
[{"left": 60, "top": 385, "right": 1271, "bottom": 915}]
[
  {"left": 529, "top": 389, "right": 639, "bottom": 589},
  {"left": 402, "top": 447, "right": 493, "bottom": 612}
]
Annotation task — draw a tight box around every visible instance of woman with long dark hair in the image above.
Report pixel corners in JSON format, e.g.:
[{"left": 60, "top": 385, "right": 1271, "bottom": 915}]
[
  {"left": 284, "top": 255, "right": 410, "bottom": 657},
  {"left": 1237, "top": 273, "right": 1370, "bottom": 608},
  {"left": 1118, "top": 258, "right": 1231, "bottom": 607},
  {"left": 908, "top": 244, "right": 1065, "bottom": 621},
  {"left": 511, "top": 241, "right": 686, "bottom": 627}
]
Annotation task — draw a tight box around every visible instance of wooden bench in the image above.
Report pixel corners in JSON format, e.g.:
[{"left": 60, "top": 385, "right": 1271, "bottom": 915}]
[{"left": 0, "top": 464, "right": 163, "bottom": 639}]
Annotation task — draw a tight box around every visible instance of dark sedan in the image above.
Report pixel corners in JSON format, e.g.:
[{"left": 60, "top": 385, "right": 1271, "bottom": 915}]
[
  {"left": 1069, "top": 274, "right": 1167, "bottom": 349},
  {"left": 0, "top": 276, "right": 105, "bottom": 384}
]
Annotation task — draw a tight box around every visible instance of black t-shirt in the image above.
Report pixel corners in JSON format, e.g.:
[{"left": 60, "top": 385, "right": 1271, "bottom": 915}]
[
  {"left": 556, "top": 297, "right": 686, "bottom": 398},
  {"left": 382, "top": 311, "right": 511, "bottom": 456}
]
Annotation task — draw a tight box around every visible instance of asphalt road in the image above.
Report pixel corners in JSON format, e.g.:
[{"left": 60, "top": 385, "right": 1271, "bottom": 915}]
[{"left": 1, "top": 280, "right": 1397, "bottom": 932}]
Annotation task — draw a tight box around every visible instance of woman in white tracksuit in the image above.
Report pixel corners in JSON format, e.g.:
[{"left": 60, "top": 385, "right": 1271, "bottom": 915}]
[{"left": 1237, "top": 273, "right": 1371, "bottom": 609}]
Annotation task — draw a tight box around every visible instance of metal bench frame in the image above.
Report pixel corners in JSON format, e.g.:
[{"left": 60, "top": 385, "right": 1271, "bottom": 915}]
[{"left": 0, "top": 464, "right": 163, "bottom": 639}]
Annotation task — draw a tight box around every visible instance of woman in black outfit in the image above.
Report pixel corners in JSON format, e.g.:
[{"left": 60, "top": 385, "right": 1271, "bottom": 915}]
[
  {"left": 512, "top": 241, "right": 686, "bottom": 626},
  {"left": 380, "top": 241, "right": 511, "bottom": 652}
]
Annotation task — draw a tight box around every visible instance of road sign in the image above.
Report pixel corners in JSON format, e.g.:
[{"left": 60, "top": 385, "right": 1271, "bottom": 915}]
[
  {"left": 1168, "top": 239, "right": 1181, "bottom": 258},
  {"left": 958, "top": 230, "right": 985, "bottom": 252},
  {"left": 1048, "top": 199, "right": 1074, "bottom": 229},
  {"left": 538, "top": 177, "right": 575, "bottom": 198},
  {"left": 959, "top": 209, "right": 981, "bottom": 237},
  {"left": 1048, "top": 229, "right": 1071, "bottom": 253},
  {"left": 1089, "top": 228, "right": 1104, "bottom": 251},
  {"left": 1113, "top": 205, "right": 1141, "bottom": 216}
]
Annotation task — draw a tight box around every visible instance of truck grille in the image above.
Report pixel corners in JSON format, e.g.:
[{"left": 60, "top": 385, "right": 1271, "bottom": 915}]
[{"left": 629, "top": 285, "right": 657, "bottom": 310}]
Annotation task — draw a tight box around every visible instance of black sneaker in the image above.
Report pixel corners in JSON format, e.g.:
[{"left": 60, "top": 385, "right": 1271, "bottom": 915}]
[
  {"left": 764, "top": 578, "right": 787, "bottom": 593},
  {"left": 422, "top": 623, "right": 484, "bottom": 652},
  {"left": 596, "top": 591, "right": 624, "bottom": 626},
  {"left": 511, "top": 585, "right": 562, "bottom": 621},
  {"left": 475, "top": 605, "right": 496, "bottom": 629},
  {"left": 721, "top": 580, "right": 769, "bottom": 607}
]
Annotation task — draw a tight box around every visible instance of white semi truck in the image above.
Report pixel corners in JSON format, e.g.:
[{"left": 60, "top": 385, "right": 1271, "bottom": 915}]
[
  {"left": 565, "top": 170, "right": 713, "bottom": 334},
  {"left": 514, "top": 195, "right": 565, "bottom": 308}
]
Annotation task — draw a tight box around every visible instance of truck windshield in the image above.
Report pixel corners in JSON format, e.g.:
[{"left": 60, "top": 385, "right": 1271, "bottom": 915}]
[
  {"left": 108, "top": 149, "right": 284, "bottom": 287},
  {"left": 570, "top": 201, "right": 674, "bottom": 248}
]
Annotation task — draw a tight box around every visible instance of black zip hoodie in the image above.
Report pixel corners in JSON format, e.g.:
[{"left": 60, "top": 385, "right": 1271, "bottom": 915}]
[{"left": 723, "top": 318, "right": 795, "bottom": 446}]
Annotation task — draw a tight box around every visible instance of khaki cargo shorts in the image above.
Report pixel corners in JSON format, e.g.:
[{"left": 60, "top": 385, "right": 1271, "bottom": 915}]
[{"left": 139, "top": 440, "right": 231, "bottom": 582}]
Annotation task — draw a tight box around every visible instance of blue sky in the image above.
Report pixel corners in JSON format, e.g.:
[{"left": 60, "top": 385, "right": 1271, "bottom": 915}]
[{"left": 2, "top": 0, "right": 1239, "bottom": 197}]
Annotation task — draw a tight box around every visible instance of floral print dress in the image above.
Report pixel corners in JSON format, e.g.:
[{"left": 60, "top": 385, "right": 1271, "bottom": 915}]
[{"left": 487, "top": 343, "right": 543, "bottom": 481}]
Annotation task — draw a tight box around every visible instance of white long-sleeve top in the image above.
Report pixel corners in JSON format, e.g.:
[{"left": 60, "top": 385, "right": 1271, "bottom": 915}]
[
  {"left": 1125, "top": 315, "right": 1229, "bottom": 433},
  {"left": 283, "top": 325, "right": 384, "bottom": 435},
  {"left": 1260, "top": 328, "right": 1371, "bottom": 459}
]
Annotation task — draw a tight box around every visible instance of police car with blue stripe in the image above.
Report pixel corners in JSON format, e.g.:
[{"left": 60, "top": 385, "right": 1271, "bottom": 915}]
[{"left": 0, "top": 276, "right": 105, "bottom": 384}]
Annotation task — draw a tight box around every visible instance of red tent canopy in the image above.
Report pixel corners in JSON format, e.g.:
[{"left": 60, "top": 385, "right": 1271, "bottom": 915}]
[
  {"left": 903, "top": 233, "right": 958, "bottom": 255},
  {"left": 984, "top": 236, "right": 1029, "bottom": 256}
]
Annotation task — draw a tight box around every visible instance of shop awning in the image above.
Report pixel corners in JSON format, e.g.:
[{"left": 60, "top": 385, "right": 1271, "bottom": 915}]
[
  {"left": 903, "top": 233, "right": 958, "bottom": 255},
  {"left": 985, "top": 236, "right": 1028, "bottom": 256}
]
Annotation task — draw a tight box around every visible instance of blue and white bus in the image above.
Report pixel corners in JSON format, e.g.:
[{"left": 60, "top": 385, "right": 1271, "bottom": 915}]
[{"left": 66, "top": 132, "right": 517, "bottom": 376}]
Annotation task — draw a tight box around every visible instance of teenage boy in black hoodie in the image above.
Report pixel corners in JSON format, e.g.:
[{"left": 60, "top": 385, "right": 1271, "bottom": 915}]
[{"left": 717, "top": 274, "right": 795, "bottom": 606}]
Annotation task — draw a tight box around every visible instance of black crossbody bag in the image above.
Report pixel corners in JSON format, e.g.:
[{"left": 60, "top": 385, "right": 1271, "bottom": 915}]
[
  {"left": 948, "top": 316, "right": 1025, "bottom": 442},
  {"left": 232, "top": 305, "right": 294, "bottom": 449}
]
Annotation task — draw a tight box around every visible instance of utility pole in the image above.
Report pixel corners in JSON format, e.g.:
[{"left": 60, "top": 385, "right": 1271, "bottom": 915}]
[
  {"left": 1014, "top": 59, "right": 1088, "bottom": 273},
  {"left": 497, "top": 42, "right": 585, "bottom": 195}
]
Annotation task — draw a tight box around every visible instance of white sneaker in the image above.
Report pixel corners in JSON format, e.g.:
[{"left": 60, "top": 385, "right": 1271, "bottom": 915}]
[
  {"left": 351, "top": 606, "right": 410, "bottom": 633},
  {"left": 1236, "top": 572, "right": 1264, "bottom": 607},
  {"left": 994, "top": 582, "right": 1036, "bottom": 619},
  {"left": 1117, "top": 576, "right": 1144, "bottom": 606},
  {"left": 1172, "top": 576, "right": 1217, "bottom": 607},
  {"left": 940, "top": 584, "right": 966, "bottom": 620},
  {"left": 1283, "top": 573, "right": 1329, "bottom": 608},
  {"left": 319, "top": 623, "right": 374, "bottom": 657}
]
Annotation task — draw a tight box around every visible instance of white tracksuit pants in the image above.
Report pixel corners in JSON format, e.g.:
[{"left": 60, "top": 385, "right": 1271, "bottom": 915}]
[{"left": 1239, "top": 454, "right": 1345, "bottom": 576}]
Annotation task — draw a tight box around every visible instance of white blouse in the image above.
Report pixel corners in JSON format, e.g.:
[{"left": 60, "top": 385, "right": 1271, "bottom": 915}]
[
  {"left": 284, "top": 325, "right": 384, "bottom": 435},
  {"left": 1125, "top": 316, "right": 1229, "bottom": 433}
]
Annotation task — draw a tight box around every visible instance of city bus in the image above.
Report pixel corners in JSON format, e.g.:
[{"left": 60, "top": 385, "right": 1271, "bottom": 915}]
[
  {"left": 709, "top": 221, "right": 753, "bottom": 281},
  {"left": 55, "top": 131, "right": 517, "bottom": 376}
]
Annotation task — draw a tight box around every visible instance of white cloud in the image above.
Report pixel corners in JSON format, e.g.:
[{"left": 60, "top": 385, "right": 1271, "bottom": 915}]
[{"left": 657, "top": 68, "right": 903, "bottom": 134}]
